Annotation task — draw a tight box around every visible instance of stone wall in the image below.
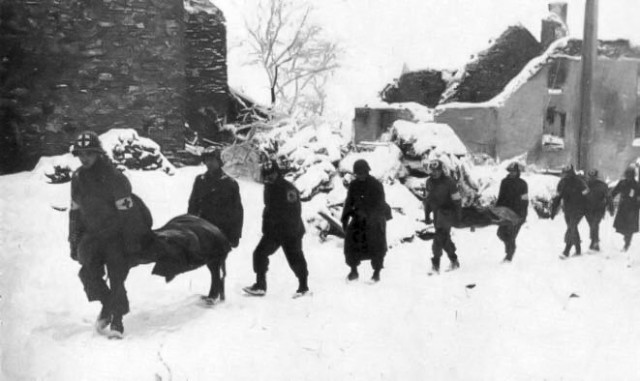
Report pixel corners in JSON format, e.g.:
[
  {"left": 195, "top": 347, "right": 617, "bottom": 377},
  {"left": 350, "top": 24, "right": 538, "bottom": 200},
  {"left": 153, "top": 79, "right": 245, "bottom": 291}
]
[{"left": 0, "top": 0, "right": 228, "bottom": 173}]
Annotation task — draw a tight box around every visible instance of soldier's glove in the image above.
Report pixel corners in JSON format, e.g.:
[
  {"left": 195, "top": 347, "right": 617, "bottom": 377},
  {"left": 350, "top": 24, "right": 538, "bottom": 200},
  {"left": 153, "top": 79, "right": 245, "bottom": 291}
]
[{"left": 425, "top": 216, "right": 433, "bottom": 225}]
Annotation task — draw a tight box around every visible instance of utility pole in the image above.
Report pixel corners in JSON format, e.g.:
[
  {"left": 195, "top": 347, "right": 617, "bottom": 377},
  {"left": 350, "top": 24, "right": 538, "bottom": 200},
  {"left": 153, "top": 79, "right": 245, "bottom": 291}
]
[{"left": 577, "top": 0, "right": 598, "bottom": 171}]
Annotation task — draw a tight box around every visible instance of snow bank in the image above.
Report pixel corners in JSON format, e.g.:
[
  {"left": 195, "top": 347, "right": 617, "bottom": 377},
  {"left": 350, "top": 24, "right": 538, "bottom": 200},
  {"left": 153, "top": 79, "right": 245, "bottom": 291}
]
[
  {"left": 391, "top": 120, "right": 467, "bottom": 157},
  {"left": 339, "top": 144, "right": 405, "bottom": 182}
]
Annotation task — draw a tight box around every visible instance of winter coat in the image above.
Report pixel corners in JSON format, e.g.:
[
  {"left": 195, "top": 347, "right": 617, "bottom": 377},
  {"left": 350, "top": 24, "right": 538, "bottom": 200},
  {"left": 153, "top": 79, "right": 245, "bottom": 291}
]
[
  {"left": 147, "top": 214, "right": 231, "bottom": 282},
  {"left": 551, "top": 174, "right": 588, "bottom": 219},
  {"left": 262, "top": 176, "right": 305, "bottom": 239},
  {"left": 496, "top": 176, "right": 529, "bottom": 220},
  {"left": 69, "top": 157, "right": 152, "bottom": 255},
  {"left": 188, "top": 169, "right": 244, "bottom": 247},
  {"left": 341, "top": 175, "right": 388, "bottom": 258},
  {"left": 585, "top": 178, "right": 611, "bottom": 216},
  {"left": 424, "top": 175, "right": 462, "bottom": 229},
  {"left": 611, "top": 178, "right": 640, "bottom": 234}
]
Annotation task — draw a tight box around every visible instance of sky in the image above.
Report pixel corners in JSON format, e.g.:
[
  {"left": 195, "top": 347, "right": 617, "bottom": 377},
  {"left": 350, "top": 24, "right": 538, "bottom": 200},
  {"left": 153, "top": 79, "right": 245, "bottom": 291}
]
[{"left": 213, "top": 0, "right": 640, "bottom": 120}]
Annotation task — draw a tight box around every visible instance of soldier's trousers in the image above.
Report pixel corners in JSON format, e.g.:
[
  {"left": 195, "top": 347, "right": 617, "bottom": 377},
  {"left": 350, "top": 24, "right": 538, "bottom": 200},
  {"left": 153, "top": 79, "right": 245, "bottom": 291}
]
[
  {"left": 77, "top": 234, "right": 130, "bottom": 316},
  {"left": 497, "top": 222, "right": 523, "bottom": 261},
  {"left": 564, "top": 213, "right": 584, "bottom": 247},
  {"left": 432, "top": 226, "right": 458, "bottom": 267},
  {"left": 585, "top": 210, "right": 604, "bottom": 244},
  {"left": 253, "top": 234, "right": 308, "bottom": 282}
]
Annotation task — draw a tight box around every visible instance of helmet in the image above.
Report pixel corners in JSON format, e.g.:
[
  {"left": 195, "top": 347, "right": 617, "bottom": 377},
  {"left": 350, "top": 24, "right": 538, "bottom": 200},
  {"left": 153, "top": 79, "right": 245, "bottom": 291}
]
[
  {"left": 71, "top": 131, "right": 104, "bottom": 156},
  {"left": 506, "top": 162, "right": 521, "bottom": 173},
  {"left": 201, "top": 146, "right": 222, "bottom": 163},
  {"left": 624, "top": 166, "right": 636, "bottom": 179},
  {"left": 353, "top": 159, "right": 371, "bottom": 174},
  {"left": 561, "top": 164, "right": 575, "bottom": 175},
  {"left": 261, "top": 158, "right": 280, "bottom": 178},
  {"left": 427, "top": 160, "right": 443, "bottom": 171}
]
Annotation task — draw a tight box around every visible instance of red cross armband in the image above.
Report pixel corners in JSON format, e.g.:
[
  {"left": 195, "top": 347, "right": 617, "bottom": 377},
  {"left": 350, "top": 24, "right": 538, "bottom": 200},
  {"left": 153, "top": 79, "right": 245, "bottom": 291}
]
[{"left": 115, "top": 196, "right": 134, "bottom": 210}]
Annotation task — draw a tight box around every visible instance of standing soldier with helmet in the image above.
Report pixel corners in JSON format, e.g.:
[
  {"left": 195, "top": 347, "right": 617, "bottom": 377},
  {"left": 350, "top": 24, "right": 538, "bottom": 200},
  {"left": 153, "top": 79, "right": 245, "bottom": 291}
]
[
  {"left": 423, "top": 160, "right": 462, "bottom": 274},
  {"left": 495, "top": 162, "right": 529, "bottom": 262},
  {"left": 68, "top": 131, "right": 152, "bottom": 339},
  {"left": 243, "top": 159, "right": 310, "bottom": 298},
  {"left": 551, "top": 165, "right": 589, "bottom": 258},
  {"left": 611, "top": 166, "right": 640, "bottom": 251},
  {"left": 188, "top": 146, "right": 244, "bottom": 249},
  {"left": 341, "top": 159, "right": 389, "bottom": 282},
  {"left": 584, "top": 169, "right": 611, "bottom": 252}
]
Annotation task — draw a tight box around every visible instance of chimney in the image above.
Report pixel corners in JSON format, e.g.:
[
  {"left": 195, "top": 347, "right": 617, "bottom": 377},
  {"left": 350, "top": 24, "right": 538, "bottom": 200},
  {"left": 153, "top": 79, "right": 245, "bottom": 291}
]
[{"left": 541, "top": 2, "right": 568, "bottom": 49}]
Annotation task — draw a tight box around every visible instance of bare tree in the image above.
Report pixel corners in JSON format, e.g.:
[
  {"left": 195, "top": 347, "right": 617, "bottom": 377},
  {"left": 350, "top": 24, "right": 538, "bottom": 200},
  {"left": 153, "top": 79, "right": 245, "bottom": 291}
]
[{"left": 244, "top": 0, "right": 339, "bottom": 116}]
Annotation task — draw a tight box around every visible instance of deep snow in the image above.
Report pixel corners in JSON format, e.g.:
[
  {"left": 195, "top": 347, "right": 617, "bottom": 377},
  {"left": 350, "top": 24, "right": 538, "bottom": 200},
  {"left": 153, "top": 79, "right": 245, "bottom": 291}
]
[{"left": 2, "top": 166, "right": 640, "bottom": 380}]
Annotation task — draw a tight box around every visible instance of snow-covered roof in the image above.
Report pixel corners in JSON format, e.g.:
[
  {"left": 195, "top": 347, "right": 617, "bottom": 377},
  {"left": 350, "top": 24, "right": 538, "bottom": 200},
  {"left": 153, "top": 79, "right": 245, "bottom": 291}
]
[{"left": 437, "top": 37, "right": 570, "bottom": 110}]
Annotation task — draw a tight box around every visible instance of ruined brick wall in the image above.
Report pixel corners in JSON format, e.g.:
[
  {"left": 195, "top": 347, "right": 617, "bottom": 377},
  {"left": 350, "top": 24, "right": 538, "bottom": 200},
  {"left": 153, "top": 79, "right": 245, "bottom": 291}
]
[{"left": 0, "top": 0, "right": 229, "bottom": 173}]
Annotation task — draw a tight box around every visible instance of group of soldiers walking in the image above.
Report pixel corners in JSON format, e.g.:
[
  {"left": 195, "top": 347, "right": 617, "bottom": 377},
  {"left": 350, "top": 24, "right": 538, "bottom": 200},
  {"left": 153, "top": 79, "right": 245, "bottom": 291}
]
[
  {"left": 552, "top": 165, "right": 640, "bottom": 258},
  {"left": 65, "top": 130, "right": 640, "bottom": 337}
]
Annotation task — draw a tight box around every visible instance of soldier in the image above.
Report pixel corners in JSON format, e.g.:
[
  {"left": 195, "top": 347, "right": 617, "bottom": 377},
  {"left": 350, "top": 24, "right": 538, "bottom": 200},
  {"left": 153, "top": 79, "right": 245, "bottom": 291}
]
[
  {"left": 584, "top": 169, "right": 611, "bottom": 251},
  {"left": 68, "top": 131, "right": 152, "bottom": 338},
  {"left": 243, "top": 159, "right": 309, "bottom": 297},
  {"left": 188, "top": 146, "right": 244, "bottom": 249},
  {"left": 551, "top": 165, "right": 588, "bottom": 258},
  {"left": 495, "top": 162, "right": 529, "bottom": 262},
  {"left": 341, "top": 159, "right": 389, "bottom": 282},
  {"left": 611, "top": 166, "right": 640, "bottom": 251},
  {"left": 423, "top": 160, "right": 462, "bottom": 274}
]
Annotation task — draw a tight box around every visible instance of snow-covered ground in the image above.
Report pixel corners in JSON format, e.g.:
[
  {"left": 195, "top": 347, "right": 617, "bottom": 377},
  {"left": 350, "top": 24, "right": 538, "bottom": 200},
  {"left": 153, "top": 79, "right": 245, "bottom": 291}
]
[{"left": 2, "top": 166, "right": 640, "bottom": 380}]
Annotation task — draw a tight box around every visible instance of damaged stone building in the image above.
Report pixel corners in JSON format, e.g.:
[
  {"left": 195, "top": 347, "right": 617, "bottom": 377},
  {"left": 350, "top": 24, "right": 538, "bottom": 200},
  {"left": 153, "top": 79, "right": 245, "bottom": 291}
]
[
  {"left": 435, "top": 2, "right": 640, "bottom": 180},
  {"left": 0, "top": 0, "right": 252, "bottom": 174},
  {"left": 366, "top": 2, "right": 640, "bottom": 180}
]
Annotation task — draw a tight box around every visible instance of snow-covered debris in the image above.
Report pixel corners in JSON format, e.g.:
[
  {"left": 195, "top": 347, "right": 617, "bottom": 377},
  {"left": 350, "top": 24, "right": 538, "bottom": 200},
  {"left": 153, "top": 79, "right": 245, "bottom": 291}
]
[
  {"left": 360, "top": 100, "right": 435, "bottom": 122},
  {"left": 100, "top": 129, "right": 175, "bottom": 175},
  {"left": 293, "top": 161, "right": 336, "bottom": 201},
  {"left": 391, "top": 120, "right": 467, "bottom": 158},
  {"left": 221, "top": 144, "right": 263, "bottom": 181},
  {"left": 339, "top": 144, "right": 405, "bottom": 182},
  {"left": 32, "top": 153, "right": 80, "bottom": 182}
]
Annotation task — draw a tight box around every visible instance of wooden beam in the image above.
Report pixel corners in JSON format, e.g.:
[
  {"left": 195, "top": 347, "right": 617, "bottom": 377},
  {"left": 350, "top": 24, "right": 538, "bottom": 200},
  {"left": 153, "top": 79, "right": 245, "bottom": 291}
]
[{"left": 577, "top": 0, "right": 598, "bottom": 171}]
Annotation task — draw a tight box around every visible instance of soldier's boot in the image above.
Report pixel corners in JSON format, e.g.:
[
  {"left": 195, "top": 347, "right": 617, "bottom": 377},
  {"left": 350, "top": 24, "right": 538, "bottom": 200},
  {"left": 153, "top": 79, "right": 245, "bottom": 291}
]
[
  {"left": 562, "top": 243, "right": 571, "bottom": 258},
  {"left": 429, "top": 258, "right": 440, "bottom": 275},
  {"left": 448, "top": 259, "right": 460, "bottom": 271},
  {"left": 574, "top": 243, "right": 582, "bottom": 256},
  {"left": 371, "top": 269, "right": 381, "bottom": 282},
  {"left": 243, "top": 273, "right": 267, "bottom": 296},
  {"left": 347, "top": 266, "right": 359, "bottom": 281},
  {"left": 591, "top": 241, "right": 600, "bottom": 251},
  {"left": 109, "top": 314, "right": 124, "bottom": 339},
  {"left": 95, "top": 302, "right": 111, "bottom": 333},
  {"left": 296, "top": 276, "right": 309, "bottom": 294},
  {"left": 623, "top": 235, "right": 632, "bottom": 251}
]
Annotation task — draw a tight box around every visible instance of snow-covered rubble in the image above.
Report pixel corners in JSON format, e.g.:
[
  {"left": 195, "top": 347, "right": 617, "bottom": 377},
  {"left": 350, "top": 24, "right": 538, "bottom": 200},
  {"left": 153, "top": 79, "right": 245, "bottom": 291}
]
[
  {"left": 391, "top": 120, "right": 467, "bottom": 157},
  {"left": 35, "top": 129, "right": 176, "bottom": 183},
  {"left": 101, "top": 129, "right": 175, "bottom": 175}
]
